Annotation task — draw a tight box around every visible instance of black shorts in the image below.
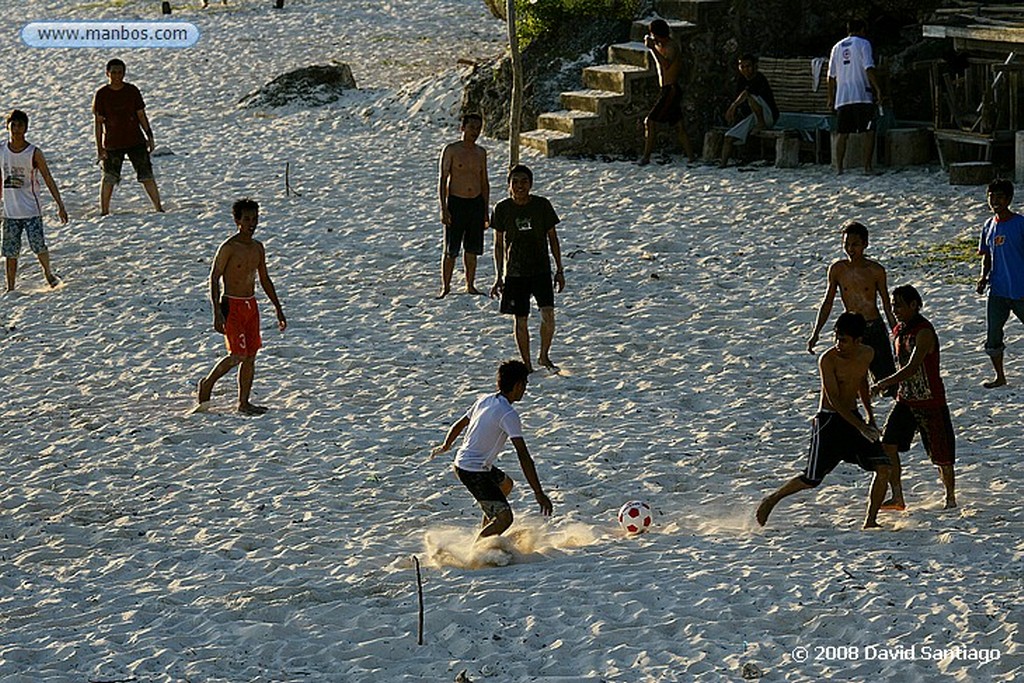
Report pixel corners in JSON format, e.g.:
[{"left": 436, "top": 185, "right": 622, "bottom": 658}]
[
  {"left": 443, "top": 195, "right": 485, "bottom": 257},
  {"left": 881, "top": 401, "right": 955, "bottom": 466},
  {"left": 863, "top": 318, "right": 897, "bottom": 394},
  {"left": 647, "top": 84, "right": 683, "bottom": 125},
  {"left": 102, "top": 143, "right": 154, "bottom": 185},
  {"left": 801, "top": 411, "right": 888, "bottom": 485},
  {"left": 835, "top": 103, "right": 876, "bottom": 134},
  {"left": 455, "top": 465, "right": 510, "bottom": 517},
  {"left": 500, "top": 273, "right": 554, "bottom": 317}
]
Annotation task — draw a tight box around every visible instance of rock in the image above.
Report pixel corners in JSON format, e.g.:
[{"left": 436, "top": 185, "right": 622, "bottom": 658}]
[{"left": 239, "top": 63, "right": 356, "bottom": 109}]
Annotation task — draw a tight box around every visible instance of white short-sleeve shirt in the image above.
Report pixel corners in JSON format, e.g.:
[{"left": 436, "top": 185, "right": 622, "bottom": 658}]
[
  {"left": 452, "top": 394, "right": 523, "bottom": 472},
  {"left": 828, "top": 35, "right": 876, "bottom": 107}
]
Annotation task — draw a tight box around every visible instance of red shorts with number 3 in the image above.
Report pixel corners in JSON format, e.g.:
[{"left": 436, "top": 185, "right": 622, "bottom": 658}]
[{"left": 223, "top": 296, "right": 262, "bottom": 356}]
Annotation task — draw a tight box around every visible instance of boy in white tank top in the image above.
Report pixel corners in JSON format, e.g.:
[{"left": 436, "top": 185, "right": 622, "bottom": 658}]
[{"left": 1, "top": 109, "right": 68, "bottom": 292}]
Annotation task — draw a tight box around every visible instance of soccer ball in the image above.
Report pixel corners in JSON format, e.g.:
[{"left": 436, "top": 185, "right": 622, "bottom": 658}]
[{"left": 617, "top": 500, "right": 653, "bottom": 534}]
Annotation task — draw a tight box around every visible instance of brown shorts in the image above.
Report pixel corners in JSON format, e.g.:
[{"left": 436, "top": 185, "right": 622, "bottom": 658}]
[
  {"left": 882, "top": 401, "right": 955, "bottom": 466},
  {"left": 647, "top": 84, "right": 683, "bottom": 125}
]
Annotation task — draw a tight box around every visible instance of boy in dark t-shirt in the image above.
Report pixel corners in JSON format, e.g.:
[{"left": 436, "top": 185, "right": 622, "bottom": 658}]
[
  {"left": 490, "top": 165, "right": 565, "bottom": 373},
  {"left": 92, "top": 58, "right": 163, "bottom": 215},
  {"left": 871, "top": 285, "right": 956, "bottom": 511}
]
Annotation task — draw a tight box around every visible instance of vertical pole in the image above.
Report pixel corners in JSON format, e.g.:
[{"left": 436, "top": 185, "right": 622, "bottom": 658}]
[
  {"left": 1016, "top": 130, "right": 1024, "bottom": 183},
  {"left": 507, "top": 0, "right": 522, "bottom": 167},
  {"left": 413, "top": 556, "right": 424, "bottom": 645}
]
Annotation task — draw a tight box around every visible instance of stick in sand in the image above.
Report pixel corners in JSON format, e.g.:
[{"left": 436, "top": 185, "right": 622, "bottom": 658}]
[{"left": 413, "top": 555, "right": 424, "bottom": 645}]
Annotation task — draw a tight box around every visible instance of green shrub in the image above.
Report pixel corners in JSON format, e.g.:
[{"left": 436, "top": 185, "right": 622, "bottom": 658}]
[{"left": 514, "top": 0, "right": 642, "bottom": 47}]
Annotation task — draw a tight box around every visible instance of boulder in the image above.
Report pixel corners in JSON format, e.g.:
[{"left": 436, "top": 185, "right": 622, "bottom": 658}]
[{"left": 239, "top": 64, "right": 356, "bottom": 109}]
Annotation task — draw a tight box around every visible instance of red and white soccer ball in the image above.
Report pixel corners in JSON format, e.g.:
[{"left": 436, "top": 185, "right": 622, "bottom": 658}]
[{"left": 617, "top": 500, "right": 653, "bottom": 534}]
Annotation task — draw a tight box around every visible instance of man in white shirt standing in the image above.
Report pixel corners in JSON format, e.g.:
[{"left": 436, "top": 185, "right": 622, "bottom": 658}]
[
  {"left": 828, "top": 19, "right": 884, "bottom": 175},
  {"left": 431, "top": 359, "right": 553, "bottom": 538}
]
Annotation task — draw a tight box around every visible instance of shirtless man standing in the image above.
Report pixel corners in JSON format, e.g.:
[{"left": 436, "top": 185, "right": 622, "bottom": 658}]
[
  {"left": 438, "top": 113, "right": 489, "bottom": 298},
  {"left": 808, "top": 221, "right": 897, "bottom": 393},
  {"left": 639, "top": 19, "right": 695, "bottom": 166},
  {"left": 757, "top": 312, "right": 891, "bottom": 529},
  {"left": 196, "top": 198, "right": 286, "bottom": 415}
]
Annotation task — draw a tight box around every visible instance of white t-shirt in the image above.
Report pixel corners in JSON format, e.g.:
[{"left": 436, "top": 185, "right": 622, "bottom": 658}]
[
  {"left": 452, "top": 393, "right": 524, "bottom": 472},
  {"left": 827, "top": 35, "right": 876, "bottom": 107},
  {"left": 0, "top": 143, "right": 42, "bottom": 219}
]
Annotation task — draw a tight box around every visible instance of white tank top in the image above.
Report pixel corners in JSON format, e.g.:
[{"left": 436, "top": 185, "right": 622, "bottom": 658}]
[{"left": 1, "top": 143, "right": 42, "bottom": 219}]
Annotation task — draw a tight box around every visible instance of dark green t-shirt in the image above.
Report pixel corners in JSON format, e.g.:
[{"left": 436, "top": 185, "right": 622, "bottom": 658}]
[{"left": 491, "top": 195, "right": 560, "bottom": 278}]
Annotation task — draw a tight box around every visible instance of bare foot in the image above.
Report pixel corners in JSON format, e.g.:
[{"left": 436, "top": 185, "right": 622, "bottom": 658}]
[
  {"left": 466, "top": 285, "right": 483, "bottom": 295},
  {"left": 862, "top": 520, "right": 883, "bottom": 530},
  {"left": 880, "top": 499, "right": 906, "bottom": 511},
  {"left": 943, "top": 499, "right": 957, "bottom": 509},
  {"left": 755, "top": 497, "right": 776, "bottom": 526},
  {"left": 637, "top": 157, "right": 650, "bottom": 167},
  {"left": 197, "top": 377, "right": 213, "bottom": 404},
  {"left": 538, "top": 356, "right": 560, "bottom": 373},
  {"left": 983, "top": 377, "right": 1006, "bottom": 389},
  {"left": 238, "top": 403, "right": 268, "bottom": 415},
  {"left": 46, "top": 273, "right": 60, "bottom": 288},
  {"left": 435, "top": 287, "right": 450, "bottom": 300}
]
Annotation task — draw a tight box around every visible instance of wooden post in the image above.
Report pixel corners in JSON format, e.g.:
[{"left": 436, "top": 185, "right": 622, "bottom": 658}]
[
  {"left": 506, "top": 0, "right": 522, "bottom": 168},
  {"left": 161, "top": 1, "right": 171, "bottom": 14},
  {"left": 1016, "top": 131, "right": 1024, "bottom": 183}
]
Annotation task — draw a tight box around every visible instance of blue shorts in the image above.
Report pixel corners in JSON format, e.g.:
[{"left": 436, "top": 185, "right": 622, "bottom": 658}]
[
  {"left": 1, "top": 216, "right": 47, "bottom": 257},
  {"left": 985, "top": 295, "right": 1024, "bottom": 355}
]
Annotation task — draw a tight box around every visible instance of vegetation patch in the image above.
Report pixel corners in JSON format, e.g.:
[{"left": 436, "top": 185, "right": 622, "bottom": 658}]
[{"left": 910, "top": 234, "right": 978, "bottom": 285}]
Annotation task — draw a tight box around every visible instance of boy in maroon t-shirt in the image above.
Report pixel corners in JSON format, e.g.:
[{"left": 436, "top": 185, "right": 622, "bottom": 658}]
[
  {"left": 871, "top": 285, "right": 956, "bottom": 511},
  {"left": 92, "top": 58, "right": 163, "bottom": 215}
]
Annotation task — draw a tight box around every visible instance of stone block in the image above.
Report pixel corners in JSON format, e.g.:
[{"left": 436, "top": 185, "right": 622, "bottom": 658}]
[
  {"left": 776, "top": 137, "right": 800, "bottom": 168},
  {"left": 886, "top": 128, "right": 931, "bottom": 167},
  {"left": 949, "top": 162, "right": 995, "bottom": 185},
  {"left": 703, "top": 130, "right": 723, "bottom": 162},
  {"left": 831, "top": 131, "right": 877, "bottom": 171}
]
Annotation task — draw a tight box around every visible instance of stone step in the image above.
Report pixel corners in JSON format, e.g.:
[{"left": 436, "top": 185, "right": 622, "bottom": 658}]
[
  {"left": 653, "top": 0, "right": 726, "bottom": 24},
  {"left": 582, "top": 63, "right": 653, "bottom": 95},
  {"left": 560, "top": 88, "right": 625, "bottom": 114},
  {"left": 537, "top": 109, "right": 601, "bottom": 135},
  {"left": 629, "top": 18, "right": 697, "bottom": 43},
  {"left": 520, "top": 129, "right": 575, "bottom": 158},
  {"left": 608, "top": 41, "right": 650, "bottom": 69}
]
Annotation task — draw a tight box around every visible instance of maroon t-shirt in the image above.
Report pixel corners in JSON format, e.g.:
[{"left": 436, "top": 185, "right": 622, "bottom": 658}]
[{"left": 93, "top": 83, "right": 146, "bottom": 150}]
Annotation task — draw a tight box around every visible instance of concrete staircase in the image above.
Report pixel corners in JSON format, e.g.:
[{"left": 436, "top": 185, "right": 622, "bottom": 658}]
[{"left": 520, "top": 1, "right": 722, "bottom": 157}]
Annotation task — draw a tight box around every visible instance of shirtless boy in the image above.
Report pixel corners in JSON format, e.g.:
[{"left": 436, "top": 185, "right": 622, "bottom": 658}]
[
  {"left": 757, "top": 312, "right": 891, "bottom": 529},
  {"left": 871, "top": 285, "right": 956, "bottom": 511},
  {"left": 639, "top": 19, "right": 695, "bottom": 166},
  {"left": 197, "top": 198, "right": 286, "bottom": 415},
  {"left": 437, "top": 113, "right": 489, "bottom": 298},
  {"left": 808, "top": 221, "right": 897, "bottom": 393}
]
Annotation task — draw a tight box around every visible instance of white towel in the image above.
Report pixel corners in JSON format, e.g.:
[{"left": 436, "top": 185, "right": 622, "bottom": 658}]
[{"left": 811, "top": 57, "right": 827, "bottom": 92}]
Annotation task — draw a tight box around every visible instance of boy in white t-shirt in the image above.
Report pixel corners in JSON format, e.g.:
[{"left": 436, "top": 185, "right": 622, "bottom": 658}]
[
  {"left": 431, "top": 359, "right": 553, "bottom": 538},
  {"left": 1, "top": 109, "right": 68, "bottom": 292}
]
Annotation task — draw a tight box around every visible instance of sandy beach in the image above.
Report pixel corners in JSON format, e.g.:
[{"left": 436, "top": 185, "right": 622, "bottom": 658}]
[{"left": 0, "top": 1, "right": 1021, "bottom": 681}]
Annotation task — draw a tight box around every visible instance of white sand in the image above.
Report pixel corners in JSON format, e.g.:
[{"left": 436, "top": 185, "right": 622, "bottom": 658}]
[{"left": 1, "top": 1, "right": 1021, "bottom": 681}]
